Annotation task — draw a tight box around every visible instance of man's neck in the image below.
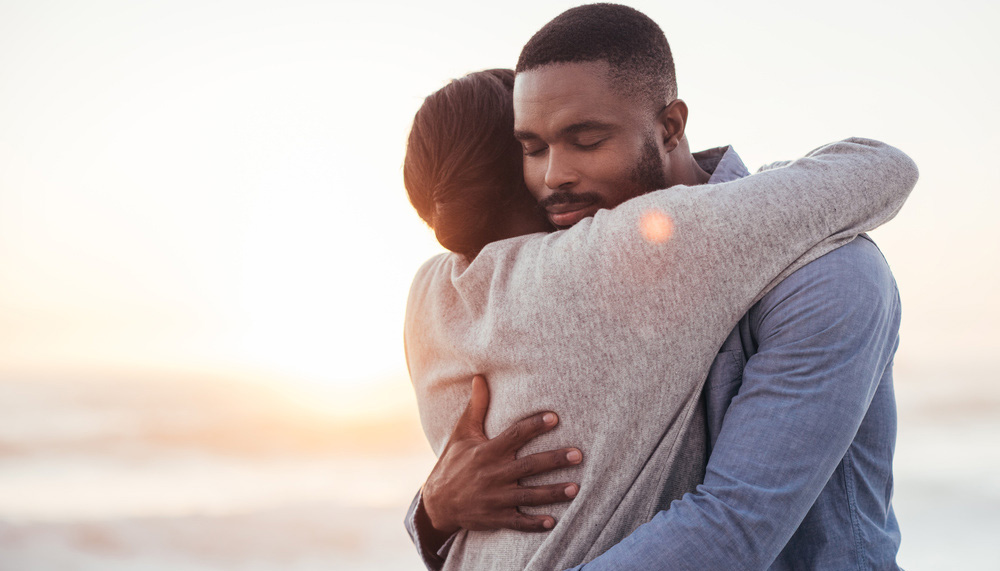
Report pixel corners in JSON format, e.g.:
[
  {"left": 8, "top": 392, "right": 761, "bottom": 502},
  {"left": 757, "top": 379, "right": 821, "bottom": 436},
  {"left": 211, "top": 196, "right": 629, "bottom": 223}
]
[
  {"left": 669, "top": 138, "right": 712, "bottom": 186},
  {"left": 688, "top": 154, "right": 713, "bottom": 185},
  {"left": 671, "top": 151, "right": 712, "bottom": 187}
]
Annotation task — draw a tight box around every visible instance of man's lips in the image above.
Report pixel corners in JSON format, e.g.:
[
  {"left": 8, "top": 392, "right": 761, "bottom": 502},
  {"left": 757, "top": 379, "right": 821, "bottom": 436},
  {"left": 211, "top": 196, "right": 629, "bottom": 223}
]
[{"left": 545, "top": 201, "right": 599, "bottom": 228}]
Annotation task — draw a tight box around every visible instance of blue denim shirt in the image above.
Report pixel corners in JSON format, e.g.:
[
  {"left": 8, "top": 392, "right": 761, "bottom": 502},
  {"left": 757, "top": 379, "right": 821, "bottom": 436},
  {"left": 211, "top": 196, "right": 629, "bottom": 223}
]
[{"left": 407, "top": 147, "right": 902, "bottom": 570}]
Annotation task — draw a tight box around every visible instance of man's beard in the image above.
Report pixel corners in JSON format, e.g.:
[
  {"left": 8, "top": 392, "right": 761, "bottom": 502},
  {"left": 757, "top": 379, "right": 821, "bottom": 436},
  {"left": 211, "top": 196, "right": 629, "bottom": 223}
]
[{"left": 630, "top": 134, "right": 669, "bottom": 194}]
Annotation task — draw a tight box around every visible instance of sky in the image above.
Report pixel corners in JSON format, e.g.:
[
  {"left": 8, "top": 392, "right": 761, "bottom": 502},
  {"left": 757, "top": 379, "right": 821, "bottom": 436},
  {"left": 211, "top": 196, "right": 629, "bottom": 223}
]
[{"left": 1, "top": 0, "right": 998, "bottom": 412}]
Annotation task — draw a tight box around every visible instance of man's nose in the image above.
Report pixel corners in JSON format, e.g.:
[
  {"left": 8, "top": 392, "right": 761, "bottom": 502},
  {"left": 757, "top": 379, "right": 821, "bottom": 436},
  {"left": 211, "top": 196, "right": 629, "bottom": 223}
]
[{"left": 544, "top": 148, "right": 579, "bottom": 190}]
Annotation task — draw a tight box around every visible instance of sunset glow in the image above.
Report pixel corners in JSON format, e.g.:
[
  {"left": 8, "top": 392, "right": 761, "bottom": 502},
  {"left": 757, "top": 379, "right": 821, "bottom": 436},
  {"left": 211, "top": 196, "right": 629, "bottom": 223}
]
[
  {"left": 1, "top": 1, "right": 998, "bottom": 567},
  {"left": 1, "top": 0, "right": 996, "bottom": 399}
]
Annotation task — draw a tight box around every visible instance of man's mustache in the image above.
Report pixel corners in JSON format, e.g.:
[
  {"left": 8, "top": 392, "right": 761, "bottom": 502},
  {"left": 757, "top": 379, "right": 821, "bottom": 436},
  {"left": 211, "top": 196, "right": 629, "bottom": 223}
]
[{"left": 537, "top": 191, "right": 603, "bottom": 209}]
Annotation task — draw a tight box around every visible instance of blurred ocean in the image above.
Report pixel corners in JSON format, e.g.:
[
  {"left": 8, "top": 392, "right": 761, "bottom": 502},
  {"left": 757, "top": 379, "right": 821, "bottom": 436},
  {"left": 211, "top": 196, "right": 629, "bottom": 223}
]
[
  {"left": 0, "top": 362, "right": 997, "bottom": 570},
  {"left": 0, "top": 374, "right": 437, "bottom": 570}
]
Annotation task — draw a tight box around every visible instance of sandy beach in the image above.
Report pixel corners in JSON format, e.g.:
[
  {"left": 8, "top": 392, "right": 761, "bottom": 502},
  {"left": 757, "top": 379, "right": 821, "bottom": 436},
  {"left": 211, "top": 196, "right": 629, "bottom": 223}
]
[{"left": 0, "top": 362, "right": 997, "bottom": 570}]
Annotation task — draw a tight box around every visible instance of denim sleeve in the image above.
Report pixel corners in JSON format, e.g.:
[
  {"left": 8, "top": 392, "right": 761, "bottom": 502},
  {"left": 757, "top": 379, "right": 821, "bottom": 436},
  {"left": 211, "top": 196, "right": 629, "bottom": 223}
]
[
  {"left": 404, "top": 489, "right": 455, "bottom": 571},
  {"left": 568, "top": 237, "right": 901, "bottom": 570}
]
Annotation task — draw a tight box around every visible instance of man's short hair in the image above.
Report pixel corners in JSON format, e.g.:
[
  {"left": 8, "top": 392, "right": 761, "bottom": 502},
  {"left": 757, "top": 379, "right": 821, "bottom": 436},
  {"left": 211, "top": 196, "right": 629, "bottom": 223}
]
[{"left": 515, "top": 3, "right": 676, "bottom": 106}]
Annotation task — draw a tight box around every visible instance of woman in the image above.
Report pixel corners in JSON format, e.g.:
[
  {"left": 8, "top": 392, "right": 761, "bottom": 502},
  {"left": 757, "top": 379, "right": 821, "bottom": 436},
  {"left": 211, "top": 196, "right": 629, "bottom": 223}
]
[
  {"left": 404, "top": 69, "right": 551, "bottom": 259},
  {"left": 402, "top": 69, "right": 572, "bottom": 562}
]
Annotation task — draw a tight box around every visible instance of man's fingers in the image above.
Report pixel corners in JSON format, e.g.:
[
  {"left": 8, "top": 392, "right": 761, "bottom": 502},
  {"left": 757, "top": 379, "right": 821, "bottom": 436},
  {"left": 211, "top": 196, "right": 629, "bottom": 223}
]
[
  {"left": 502, "top": 483, "right": 580, "bottom": 507},
  {"left": 509, "top": 448, "right": 583, "bottom": 479},
  {"left": 503, "top": 512, "right": 556, "bottom": 533},
  {"left": 493, "top": 411, "right": 559, "bottom": 454},
  {"left": 456, "top": 375, "right": 490, "bottom": 435}
]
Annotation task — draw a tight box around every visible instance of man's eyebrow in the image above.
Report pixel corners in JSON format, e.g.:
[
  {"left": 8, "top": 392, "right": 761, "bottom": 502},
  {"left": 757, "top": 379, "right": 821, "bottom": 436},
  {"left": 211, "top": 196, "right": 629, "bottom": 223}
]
[
  {"left": 560, "top": 120, "right": 615, "bottom": 136},
  {"left": 513, "top": 129, "right": 539, "bottom": 142},
  {"left": 514, "top": 120, "right": 615, "bottom": 142}
]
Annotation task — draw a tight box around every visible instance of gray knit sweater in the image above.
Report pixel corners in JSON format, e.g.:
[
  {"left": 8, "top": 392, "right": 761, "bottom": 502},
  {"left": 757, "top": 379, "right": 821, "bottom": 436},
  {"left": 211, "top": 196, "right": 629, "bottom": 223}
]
[{"left": 404, "top": 139, "right": 918, "bottom": 570}]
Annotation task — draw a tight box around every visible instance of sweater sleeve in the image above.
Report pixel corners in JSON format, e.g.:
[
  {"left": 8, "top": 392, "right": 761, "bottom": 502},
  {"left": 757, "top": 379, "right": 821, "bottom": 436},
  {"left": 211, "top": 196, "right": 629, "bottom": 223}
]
[{"left": 525, "top": 137, "right": 917, "bottom": 321}]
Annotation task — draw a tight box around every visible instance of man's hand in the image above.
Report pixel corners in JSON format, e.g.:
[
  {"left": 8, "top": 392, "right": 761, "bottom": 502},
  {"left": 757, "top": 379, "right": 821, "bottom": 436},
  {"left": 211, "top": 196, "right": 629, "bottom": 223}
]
[{"left": 422, "top": 375, "right": 582, "bottom": 537}]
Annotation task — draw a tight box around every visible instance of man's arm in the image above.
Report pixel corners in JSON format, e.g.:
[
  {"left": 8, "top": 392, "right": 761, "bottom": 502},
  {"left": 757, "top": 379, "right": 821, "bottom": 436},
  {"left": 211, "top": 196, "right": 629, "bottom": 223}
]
[
  {"left": 567, "top": 237, "right": 901, "bottom": 570},
  {"left": 404, "top": 490, "right": 451, "bottom": 570}
]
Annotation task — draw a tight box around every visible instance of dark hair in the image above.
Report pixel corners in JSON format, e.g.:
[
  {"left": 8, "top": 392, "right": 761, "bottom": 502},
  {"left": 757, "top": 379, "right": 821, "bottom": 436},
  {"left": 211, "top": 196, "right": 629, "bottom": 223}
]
[
  {"left": 516, "top": 3, "right": 676, "bottom": 105},
  {"left": 404, "top": 69, "right": 529, "bottom": 258}
]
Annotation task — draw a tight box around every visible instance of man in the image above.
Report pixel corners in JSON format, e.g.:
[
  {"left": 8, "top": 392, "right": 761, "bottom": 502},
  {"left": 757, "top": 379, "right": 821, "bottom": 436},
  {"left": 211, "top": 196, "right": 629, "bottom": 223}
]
[{"left": 405, "top": 5, "right": 913, "bottom": 570}]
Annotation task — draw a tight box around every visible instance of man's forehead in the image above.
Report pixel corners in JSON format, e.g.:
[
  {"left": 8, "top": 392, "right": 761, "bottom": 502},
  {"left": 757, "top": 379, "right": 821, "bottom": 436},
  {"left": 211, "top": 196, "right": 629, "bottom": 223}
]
[
  {"left": 514, "top": 61, "right": 631, "bottom": 131},
  {"left": 514, "top": 61, "right": 614, "bottom": 106}
]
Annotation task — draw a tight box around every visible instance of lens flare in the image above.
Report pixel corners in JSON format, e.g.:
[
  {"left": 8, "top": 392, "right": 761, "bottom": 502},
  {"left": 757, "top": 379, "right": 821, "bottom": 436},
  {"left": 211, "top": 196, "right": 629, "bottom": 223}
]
[{"left": 639, "top": 210, "right": 674, "bottom": 244}]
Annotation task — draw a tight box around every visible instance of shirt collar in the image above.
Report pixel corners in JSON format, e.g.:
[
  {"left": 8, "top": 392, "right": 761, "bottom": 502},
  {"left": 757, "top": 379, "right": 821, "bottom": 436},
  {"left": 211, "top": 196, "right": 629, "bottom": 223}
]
[{"left": 693, "top": 146, "right": 750, "bottom": 184}]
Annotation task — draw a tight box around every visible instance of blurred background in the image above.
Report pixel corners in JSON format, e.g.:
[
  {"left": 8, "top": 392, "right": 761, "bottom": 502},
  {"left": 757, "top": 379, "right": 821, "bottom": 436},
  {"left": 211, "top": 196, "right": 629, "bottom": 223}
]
[{"left": 0, "top": 0, "right": 997, "bottom": 569}]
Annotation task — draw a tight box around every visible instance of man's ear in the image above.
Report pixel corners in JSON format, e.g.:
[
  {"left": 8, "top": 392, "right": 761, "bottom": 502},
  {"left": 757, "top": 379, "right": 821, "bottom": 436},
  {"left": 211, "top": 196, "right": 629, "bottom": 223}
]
[{"left": 656, "top": 99, "right": 688, "bottom": 154}]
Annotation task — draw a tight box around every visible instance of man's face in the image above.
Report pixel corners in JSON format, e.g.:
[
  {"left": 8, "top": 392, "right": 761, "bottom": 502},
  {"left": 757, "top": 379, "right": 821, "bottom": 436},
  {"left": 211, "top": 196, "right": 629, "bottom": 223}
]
[{"left": 513, "top": 60, "right": 668, "bottom": 229}]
